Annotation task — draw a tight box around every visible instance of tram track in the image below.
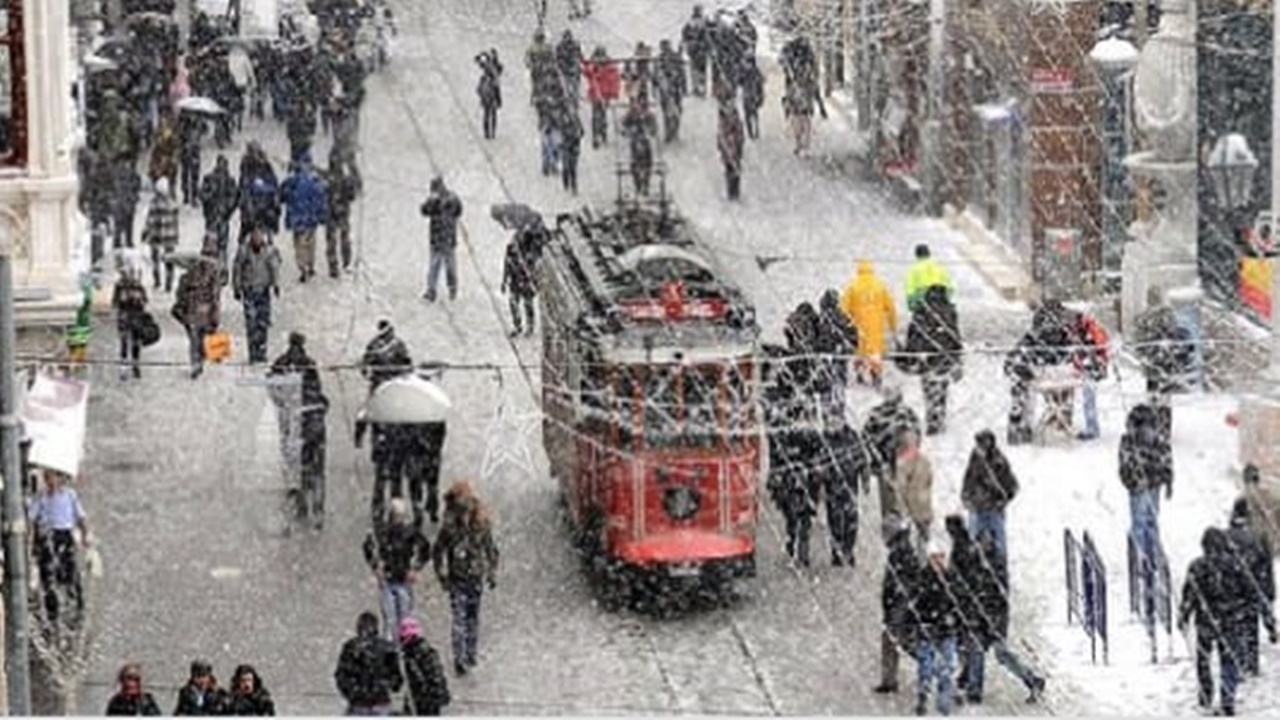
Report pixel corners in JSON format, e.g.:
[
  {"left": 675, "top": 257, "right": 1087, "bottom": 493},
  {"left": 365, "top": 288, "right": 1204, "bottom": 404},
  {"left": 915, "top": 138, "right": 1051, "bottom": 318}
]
[{"left": 382, "top": 0, "right": 791, "bottom": 713}]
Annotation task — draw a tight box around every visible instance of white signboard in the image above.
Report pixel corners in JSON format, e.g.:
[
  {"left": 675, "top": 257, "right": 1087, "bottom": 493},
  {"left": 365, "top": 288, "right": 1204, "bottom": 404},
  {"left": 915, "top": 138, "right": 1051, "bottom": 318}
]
[{"left": 20, "top": 374, "right": 90, "bottom": 478}]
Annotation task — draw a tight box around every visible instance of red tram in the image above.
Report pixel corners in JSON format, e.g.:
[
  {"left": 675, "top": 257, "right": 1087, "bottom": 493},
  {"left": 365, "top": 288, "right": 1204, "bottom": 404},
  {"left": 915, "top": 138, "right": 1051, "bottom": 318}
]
[{"left": 538, "top": 202, "right": 763, "bottom": 592}]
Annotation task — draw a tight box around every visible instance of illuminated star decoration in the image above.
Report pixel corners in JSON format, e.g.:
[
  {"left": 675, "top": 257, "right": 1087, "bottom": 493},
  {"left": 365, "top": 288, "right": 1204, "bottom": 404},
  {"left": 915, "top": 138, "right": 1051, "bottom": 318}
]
[{"left": 479, "top": 400, "right": 542, "bottom": 483}]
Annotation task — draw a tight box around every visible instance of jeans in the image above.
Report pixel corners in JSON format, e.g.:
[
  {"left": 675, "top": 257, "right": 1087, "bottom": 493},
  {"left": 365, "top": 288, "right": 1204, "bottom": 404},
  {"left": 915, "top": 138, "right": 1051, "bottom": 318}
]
[
  {"left": 209, "top": 218, "right": 231, "bottom": 268},
  {"left": 509, "top": 292, "right": 535, "bottom": 333},
  {"left": 242, "top": 289, "right": 272, "bottom": 363},
  {"left": 482, "top": 104, "right": 498, "bottom": 139},
  {"left": 1080, "top": 381, "right": 1099, "bottom": 438},
  {"left": 150, "top": 244, "right": 175, "bottom": 291},
  {"left": 1196, "top": 628, "right": 1241, "bottom": 712},
  {"left": 379, "top": 580, "right": 414, "bottom": 642},
  {"left": 119, "top": 324, "right": 142, "bottom": 378},
  {"left": 963, "top": 638, "right": 1038, "bottom": 700},
  {"left": 541, "top": 128, "right": 560, "bottom": 175},
  {"left": 181, "top": 153, "right": 201, "bottom": 205},
  {"left": 326, "top": 218, "right": 352, "bottom": 274},
  {"left": 916, "top": 636, "right": 957, "bottom": 715},
  {"left": 1129, "top": 489, "right": 1162, "bottom": 637},
  {"left": 426, "top": 246, "right": 457, "bottom": 299},
  {"left": 449, "top": 584, "right": 483, "bottom": 667},
  {"left": 969, "top": 510, "right": 1007, "bottom": 558},
  {"left": 591, "top": 101, "right": 607, "bottom": 147},
  {"left": 186, "top": 322, "right": 213, "bottom": 373}
]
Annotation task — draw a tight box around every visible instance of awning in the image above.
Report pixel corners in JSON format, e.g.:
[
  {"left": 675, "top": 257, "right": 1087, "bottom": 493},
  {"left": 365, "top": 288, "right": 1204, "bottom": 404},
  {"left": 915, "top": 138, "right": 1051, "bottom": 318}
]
[{"left": 20, "top": 373, "right": 90, "bottom": 478}]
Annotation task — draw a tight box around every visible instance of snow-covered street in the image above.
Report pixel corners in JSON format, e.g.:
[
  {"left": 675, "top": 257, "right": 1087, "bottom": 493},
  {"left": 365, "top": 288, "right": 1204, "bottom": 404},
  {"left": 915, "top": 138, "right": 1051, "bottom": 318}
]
[{"left": 71, "top": 0, "right": 1276, "bottom": 716}]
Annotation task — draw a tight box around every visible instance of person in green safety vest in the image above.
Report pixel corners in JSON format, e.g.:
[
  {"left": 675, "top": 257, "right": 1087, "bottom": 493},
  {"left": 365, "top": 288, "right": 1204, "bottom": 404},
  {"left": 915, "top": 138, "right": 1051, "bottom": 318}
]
[
  {"left": 66, "top": 278, "right": 94, "bottom": 371},
  {"left": 905, "top": 243, "right": 954, "bottom": 313}
]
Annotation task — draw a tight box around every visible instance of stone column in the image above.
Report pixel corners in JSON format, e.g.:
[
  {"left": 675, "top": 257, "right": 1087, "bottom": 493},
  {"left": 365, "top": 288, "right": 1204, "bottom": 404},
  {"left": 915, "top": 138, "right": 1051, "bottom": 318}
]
[{"left": 1024, "top": 0, "right": 1102, "bottom": 300}]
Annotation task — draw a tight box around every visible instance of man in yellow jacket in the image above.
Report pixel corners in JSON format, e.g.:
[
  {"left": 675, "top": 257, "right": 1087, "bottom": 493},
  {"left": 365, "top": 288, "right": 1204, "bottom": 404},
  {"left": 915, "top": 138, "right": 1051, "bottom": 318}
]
[
  {"left": 840, "top": 260, "right": 897, "bottom": 388},
  {"left": 905, "top": 243, "right": 954, "bottom": 313}
]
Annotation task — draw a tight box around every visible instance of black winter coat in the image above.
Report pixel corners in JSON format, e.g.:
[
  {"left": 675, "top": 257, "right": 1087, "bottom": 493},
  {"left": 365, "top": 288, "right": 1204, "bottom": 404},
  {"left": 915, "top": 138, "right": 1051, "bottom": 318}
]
[
  {"left": 334, "top": 633, "right": 404, "bottom": 708},
  {"left": 910, "top": 561, "right": 963, "bottom": 642},
  {"left": 818, "top": 424, "right": 868, "bottom": 514},
  {"left": 402, "top": 637, "right": 450, "bottom": 716},
  {"left": 1227, "top": 520, "right": 1275, "bottom": 606},
  {"left": 1135, "top": 306, "right": 1193, "bottom": 391},
  {"left": 106, "top": 692, "right": 162, "bottom": 716},
  {"left": 961, "top": 446, "right": 1019, "bottom": 512},
  {"left": 1179, "top": 529, "right": 1254, "bottom": 639},
  {"left": 1118, "top": 404, "right": 1172, "bottom": 495},
  {"left": 1004, "top": 303, "right": 1076, "bottom": 381},
  {"left": 882, "top": 529, "right": 919, "bottom": 642},
  {"left": 951, "top": 539, "right": 1010, "bottom": 647},
  {"left": 768, "top": 427, "right": 821, "bottom": 520},
  {"left": 174, "top": 684, "right": 230, "bottom": 715},
  {"left": 420, "top": 191, "right": 463, "bottom": 251},
  {"left": 364, "top": 522, "right": 431, "bottom": 584},
  {"left": 502, "top": 240, "right": 538, "bottom": 297},
  {"left": 902, "top": 285, "right": 962, "bottom": 376}
]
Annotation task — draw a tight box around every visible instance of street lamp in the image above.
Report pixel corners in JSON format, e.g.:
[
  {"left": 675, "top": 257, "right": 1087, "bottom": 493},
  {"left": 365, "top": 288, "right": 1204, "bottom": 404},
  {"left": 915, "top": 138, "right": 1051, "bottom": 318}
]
[
  {"left": 1090, "top": 35, "right": 1139, "bottom": 293},
  {"left": 1207, "top": 132, "right": 1260, "bottom": 214}
]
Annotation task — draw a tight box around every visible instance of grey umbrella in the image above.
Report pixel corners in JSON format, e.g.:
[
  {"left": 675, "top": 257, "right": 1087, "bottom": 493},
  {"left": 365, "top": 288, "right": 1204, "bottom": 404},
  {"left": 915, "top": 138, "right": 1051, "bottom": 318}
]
[
  {"left": 164, "top": 251, "right": 217, "bottom": 271},
  {"left": 490, "top": 202, "right": 543, "bottom": 231}
]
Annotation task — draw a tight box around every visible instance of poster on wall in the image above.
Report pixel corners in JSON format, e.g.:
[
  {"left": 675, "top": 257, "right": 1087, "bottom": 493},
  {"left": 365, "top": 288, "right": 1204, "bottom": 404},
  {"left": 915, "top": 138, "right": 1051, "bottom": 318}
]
[{"left": 20, "top": 373, "right": 90, "bottom": 479}]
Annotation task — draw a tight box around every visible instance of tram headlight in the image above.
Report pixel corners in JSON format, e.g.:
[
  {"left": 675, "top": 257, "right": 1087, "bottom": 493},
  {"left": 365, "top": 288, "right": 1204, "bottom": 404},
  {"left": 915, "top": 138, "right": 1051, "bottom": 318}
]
[{"left": 662, "top": 485, "right": 701, "bottom": 521}]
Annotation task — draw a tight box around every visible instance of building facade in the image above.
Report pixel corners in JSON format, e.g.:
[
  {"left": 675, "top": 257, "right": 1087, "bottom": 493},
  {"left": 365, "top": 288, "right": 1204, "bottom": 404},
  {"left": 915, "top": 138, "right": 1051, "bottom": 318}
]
[{"left": 5, "top": 0, "right": 86, "bottom": 355}]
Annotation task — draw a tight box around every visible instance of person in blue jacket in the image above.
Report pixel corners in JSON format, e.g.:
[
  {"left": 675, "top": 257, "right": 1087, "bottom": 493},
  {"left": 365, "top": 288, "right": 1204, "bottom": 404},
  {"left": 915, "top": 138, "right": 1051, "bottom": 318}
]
[{"left": 280, "top": 152, "right": 329, "bottom": 283}]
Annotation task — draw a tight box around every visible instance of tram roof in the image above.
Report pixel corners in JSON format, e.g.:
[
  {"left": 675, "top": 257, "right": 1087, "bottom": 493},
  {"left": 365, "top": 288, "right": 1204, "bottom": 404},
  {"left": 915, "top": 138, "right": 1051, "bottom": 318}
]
[{"left": 545, "top": 202, "right": 760, "bottom": 357}]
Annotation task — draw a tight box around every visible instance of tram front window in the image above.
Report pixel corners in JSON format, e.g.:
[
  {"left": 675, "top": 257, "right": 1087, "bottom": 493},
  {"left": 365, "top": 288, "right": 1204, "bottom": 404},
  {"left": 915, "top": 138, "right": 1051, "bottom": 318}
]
[{"left": 641, "top": 366, "right": 719, "bottom": 450}]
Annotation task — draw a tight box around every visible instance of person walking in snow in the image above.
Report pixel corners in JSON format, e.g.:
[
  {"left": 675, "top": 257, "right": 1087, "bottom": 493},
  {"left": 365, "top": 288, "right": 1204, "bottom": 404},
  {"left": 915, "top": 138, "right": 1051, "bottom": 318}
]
[
  {"left": 899, "top": 284, "right": 962, "bottom": 435},
  {"left": 334, "top": 611, "right": 404, "bottom": 716},
  {"left": 142, "top": 177, "right": 180, "bottom": 292},
  {"left": 874, "top": 517, "right": 919, "bottom": 696},
  {"left": 891, "top": 427, "right": 934, "bottom": 545},
  {"left": 364, "top": 498, "right": 432, "bottom": 642},
  {"left": 397, "top": 617, "right": 450, "bottom": 716},
  {"left": 1120, "top": 402, "right": 1173, "bottom": 651},
  {"left": 947, "top": 516, "right": 1045, "bottom": 706},
  {"left": 621, "top": 97, "right": 658, "bottom": 196},
  {"left": 476, "top": 49, "right": 503, "bottom": 140},
  {"left": 960, "top": 430, "right": 1019, "bottom": 557},
  {"left": 1225, "top": 497, "right": 1276, "bottom": 676},
  {"left": 501, "top": 233, "right": 538, "bottom": 337},
  {"left": 819, "top": 418, "right": 868, "bottom": 567},
  {"left": 814, "top": 288, "right": 858, "bottom": 425},
  {"left": 420, "top": 176, "right": 464, "bottom": 302},
  {"left": 655, "top": 39, "right": 687, "bottom": 143},
  {"left": 582, "top": 46, "right": 620, "bottom": 148},
  {"left": 225, "top": 664, "right": 275, "bottom": 715},
  {"left": 232, "top": 228, "right": 282, "bottom": 364},
  {"left": 1069, "top": 306, "right": 1110, "bottom": 441},
  {"left": 740, "top": 54, "right": 764, "bottom": 140},
  {"left": 433, "top": 481, "right": 500, "bottom": 676},
  {"left": 909, "top": 537, "right": 961, "bottom": 716},
  {"left": 280, "top": 155, "right": 329, "bottom": 283},
  {"left": 1178, "top": 527, "right": 1253, "bottom": 716},
  {"left": 716, "top": 99, "right": 745, "bottom": 201},
  {"left": 862, "top": 386, "right": 921, "bottom": 537},
  {"left": 555, "top": 30, "right": 583, "bottom": 107},
  {"left": 840, "top": 260, "right": 896, "bottom": 388},
  {"left": 1135, "top": 286, "right": 1194, "bottom": 442},
  {"left": 682, "top": 5, "right": 711, "bottom": 97}
]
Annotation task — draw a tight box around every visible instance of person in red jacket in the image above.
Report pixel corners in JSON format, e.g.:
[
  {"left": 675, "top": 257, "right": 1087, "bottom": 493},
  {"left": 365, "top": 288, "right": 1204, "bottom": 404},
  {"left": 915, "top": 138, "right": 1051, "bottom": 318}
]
[{"left": 581, "top": 45, "right": 620, "bottom": 149}]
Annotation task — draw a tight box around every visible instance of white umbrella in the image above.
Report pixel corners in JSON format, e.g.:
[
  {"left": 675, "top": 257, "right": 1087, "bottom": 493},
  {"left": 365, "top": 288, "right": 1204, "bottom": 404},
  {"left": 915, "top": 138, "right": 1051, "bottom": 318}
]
[
  {"left": 360, "top": 375, "right": 453, "bottom": 424},
  {"left": 83, "top": 53, "right": 119, "bottom": 72},
  {"left": 176, "top": 95, "right": 225, "bottom": 115}
]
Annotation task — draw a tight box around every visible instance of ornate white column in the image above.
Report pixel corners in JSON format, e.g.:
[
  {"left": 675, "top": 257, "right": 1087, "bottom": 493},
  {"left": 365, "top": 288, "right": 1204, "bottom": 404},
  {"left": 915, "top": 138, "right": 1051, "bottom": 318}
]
[
  {"left": 11, "top": 0, "right": 86, "bottom": 327},
  {"left": 1120, "top": 0, "right": 1201, "bottom": 341}
]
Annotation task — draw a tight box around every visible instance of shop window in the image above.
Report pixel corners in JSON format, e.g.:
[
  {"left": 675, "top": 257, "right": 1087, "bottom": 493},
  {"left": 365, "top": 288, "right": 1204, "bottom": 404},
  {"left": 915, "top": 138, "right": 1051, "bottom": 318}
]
[{"left": 0, "top": 1, "right": 24, "bottom": 166}]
